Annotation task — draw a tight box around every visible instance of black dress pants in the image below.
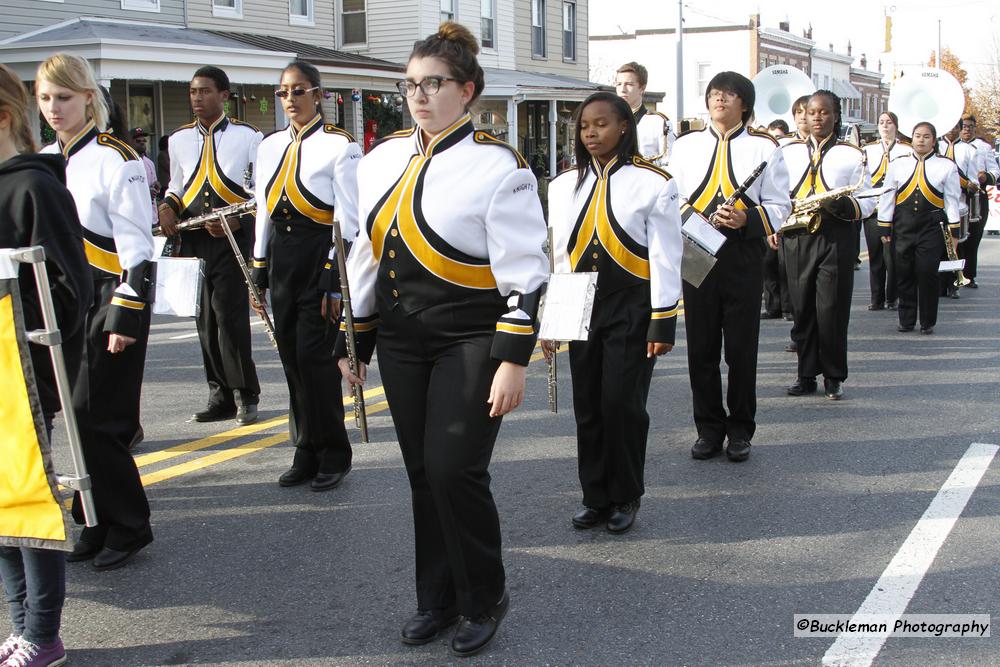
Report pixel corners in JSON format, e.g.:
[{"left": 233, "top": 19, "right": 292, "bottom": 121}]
[
  {"left": 269, "top": 226, "right": 351, "bottom": 473},
  {"left": 377, "top": 303, "right": 505, "bottom": 618},
  {"left": 864, "top": 215, "right": 896, "bottom": 306},
  {"left": 569, "top": 285, "right": 655, "bottom": 509},
  {"left": 963, "top": 196, "right": 988, "bottom": 280},
  {"left": 71, "top": 278, "right": 152, "bottom": 551},
  {"left": 181, "top": 229, "right": 260, "bottom": 409},
  {"left": 894, "top": 215, "right": 946, "bottom": 330},
  {"left": 683, "top": 239, "right": 764, "bottom": 443},
  {"left": 784, "top": 221, "right": 855, "bottom": 382}
]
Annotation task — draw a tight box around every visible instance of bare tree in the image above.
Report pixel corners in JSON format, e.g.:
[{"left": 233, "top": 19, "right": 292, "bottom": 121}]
[{"left": 970, "top": 37, "right": 1000, "bottom": 143}]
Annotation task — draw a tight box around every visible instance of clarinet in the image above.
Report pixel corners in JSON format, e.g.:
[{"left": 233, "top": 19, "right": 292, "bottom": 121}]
[
  {"left": 544, "top": 228, "right": 558, "bottom": 413},
  {"left": 333, "top": 216, "right": 369, "bottom": 443},
  {"left": 708, "top": 161, "right": 767, "bottom": 228}
]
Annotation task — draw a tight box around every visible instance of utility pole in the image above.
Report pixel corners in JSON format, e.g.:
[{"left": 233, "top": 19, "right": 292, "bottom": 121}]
[
  {"left": 936, "top": 20, "right": 941, "bottom": 68},
  {"left": 676, "top": 0, "right": 684, "bottom": 123}
]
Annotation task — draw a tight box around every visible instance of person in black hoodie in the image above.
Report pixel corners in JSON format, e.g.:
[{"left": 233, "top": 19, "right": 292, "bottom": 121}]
[{"left": 0, "top": 63, "right": 91, "bottom": 667}]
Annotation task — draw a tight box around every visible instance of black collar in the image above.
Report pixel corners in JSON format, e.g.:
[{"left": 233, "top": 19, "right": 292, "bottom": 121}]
[
  {"left": 417, "top": 113, "right": 475, "bottom": 157},
  {"left": 60, "top": 121, "right": 98, "bottom": 160}
]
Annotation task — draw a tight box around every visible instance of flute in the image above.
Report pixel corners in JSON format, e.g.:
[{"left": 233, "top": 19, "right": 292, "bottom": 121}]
[
  {"left": 544, "top": 227, "right": 558, "bottom": 413},
  {"left": 333, "top": 216, "right": 369, "bottom": 443}
]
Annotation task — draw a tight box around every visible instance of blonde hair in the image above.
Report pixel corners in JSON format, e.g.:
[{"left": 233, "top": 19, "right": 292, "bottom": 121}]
[
  {"left": 36, "top": 53, "right": 109, "bottom": 132},
  {"left": 0, "top": 64, "right": 37, "bottom": 153}
]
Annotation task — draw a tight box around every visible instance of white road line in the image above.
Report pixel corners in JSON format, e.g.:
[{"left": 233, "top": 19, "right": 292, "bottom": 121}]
[
  {"left": 168, "top": 332, "right": 199, "bottom": 340},
  {"left": 822, "top": 442, "right": 999, "bottom": 667}
]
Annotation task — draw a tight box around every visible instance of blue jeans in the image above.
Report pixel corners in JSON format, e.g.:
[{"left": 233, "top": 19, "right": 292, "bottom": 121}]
[{"left": 0, "top": 547, "right": 65, "bottom": 645}]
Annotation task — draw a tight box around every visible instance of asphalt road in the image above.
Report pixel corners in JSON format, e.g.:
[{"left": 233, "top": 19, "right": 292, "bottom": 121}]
[{"left": 40, "top": 237, "right": 1000, "bottom": 667}]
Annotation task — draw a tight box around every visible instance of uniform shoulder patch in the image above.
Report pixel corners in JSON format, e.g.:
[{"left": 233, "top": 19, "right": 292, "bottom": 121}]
[
  {"left": 835, "top": 141, "right": 863, "bottom": 152},
  {"left": 473, "top": 131, "right": 529, "bottom": 169},
  {"left": 897, "top": 139, "right": 912, "bottom": 146},
  {"left": 229, "top": 117, "right": 261, "bottom": 133},
  {"left": 370, "top": 127, "right": 416, "bottom": 152},
  {"left": 747, "top": 127, "right": 779, "bottom": 146},
  {"left": 675, "top": 126, "right": 705, "bottom": 141},
  {"left": 96, "top": 133, "right": 139, "bottom": 162},
  {"left": 170, "top": 120, "right": 197, "bottom": 136},
  {"left": 631, "top": 156, "right": 672, "bottom": 180},
  {"left": 262, "top": 127, "right": 284, "bottom": 141},
  {"left": 324, "top": 123, "right": 357, "bottom": 142}
]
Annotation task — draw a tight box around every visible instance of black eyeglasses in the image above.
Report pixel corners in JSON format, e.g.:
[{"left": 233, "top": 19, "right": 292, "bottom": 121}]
[
  {"left": 275, "top": 86, "right": 319, "bottom": 99},
  {"left": 396, "top": 76, "right": 458, "bottom": 98}
]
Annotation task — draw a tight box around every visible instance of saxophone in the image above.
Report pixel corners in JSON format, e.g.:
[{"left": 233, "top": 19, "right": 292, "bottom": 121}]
[{"left": 782, "top": 153, "right": 869, "bottom": 234}]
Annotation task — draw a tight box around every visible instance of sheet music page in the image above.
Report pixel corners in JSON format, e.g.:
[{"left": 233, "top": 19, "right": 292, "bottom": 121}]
[
  {"left": 153, "top": 257, "right": 202, "bottom": 317},
  {"left": 938, "top": 259, "right": 965, "bottom": 272},
  {"left": 681, "top": 208, "right": 726, "bottom": 255},
  {"left": 0, "top": 250, "right": 17, "bottom": 280},
  {"left": 539, "top": 272, "right": 597, "bottom": 341}
]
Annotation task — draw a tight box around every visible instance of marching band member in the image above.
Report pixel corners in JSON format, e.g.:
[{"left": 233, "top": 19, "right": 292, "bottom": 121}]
[
  {"left": 251, "top": 60, "right": 360, "bottom": 490},
  {"left": 958, "top": 114, "right": 1000, "bottom": 288},
  {"left": 615, "top": 62, "right": 674, "bottom": 166},
  {"left": 776, "top": 90, "right": 875, "bottom": 400},
  {"left": 669, "top": 71, "right": 791, "bottom": 462},
  {"left": 938, "top": 121, "right": 979, "bottom": 299},
  {"left": 159, "top": 66, "right": 263, "bottom": 425},
  {"left": 36, "top": 54, "right": 155, "bottom": 571},
  {"left": 862, "top": 111, "right": 910, "bottom": 311},
  {"left": 336, "top": 23, "right": 547, "bottom": 657},
  {"left": 877, "top": 122, "right": 960, "bottom": 334},
  {"left": 543, "top": 91, "right": 682, "bottom": 532}
]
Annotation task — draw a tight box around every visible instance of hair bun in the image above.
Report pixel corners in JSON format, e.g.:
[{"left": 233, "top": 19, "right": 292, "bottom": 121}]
[{"left": 436, "top": 21, "right": 480, "bottom": 56}]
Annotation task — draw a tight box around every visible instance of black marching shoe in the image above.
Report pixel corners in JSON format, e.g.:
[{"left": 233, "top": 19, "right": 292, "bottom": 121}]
[
  {"left": 824, "top": 378, "right": 844, "bottom": 400},
  {"left": 867, "top": 303, "right": 885, "bottom": 311},
  {"left": 235, "top": 404, "right": 258, "bottom": 425},
  {"left": 401, "top": 606, "right": 460, "bottom": 646},
  {"left": 967, "top": 279, "right": 978, "bottom": 289},
  {"left": 886, "top": 300, "right": 898, "bottom": 310},
  {"left": 66, "top": 540, "right": 102, "bottom": 563},
  {"left": 92, "top": 532, "right": 152, "bottom": 572},
  {"left": 690, "top": 437, "right": 723, "bottom": 460},
  {"left": 606, "top": 500, "right": 640, "bottom": 534},
  {"left": 761, "top": 310, "right": 782, "bottom": 319},
  {"left": 450, "top": 589, "right": 510, "bottom": 657},
  {"left": 920, "top": 326, "right": 934, "bottom": 335},
  {"left": 786, "top": 377, "right": 817, "bottom": 396},
  {"left": 897, "top": 324, "right": 914, "bottom": 332},
  {"left": 725, "top": 438, "right": 751, "bottom": 462},
  {"left": 278, "top": 466, "right": 316, "bottom": 487},
  {"left": 191, "top": 404, "right": 237, "bottom": 422},
  {"left": 572, "top": 506, "right": 611, "bottom": 529},
  {"left": 310, "top": 465, "right": 351, "bottom": 492},
  {"left": 785, "top": 341, "right": 798, "bottom": 353}
]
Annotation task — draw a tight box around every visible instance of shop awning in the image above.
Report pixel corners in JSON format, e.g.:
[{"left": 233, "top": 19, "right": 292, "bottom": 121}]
[{"left": 832, "top": 78, "right": 863, "bottom": 101}]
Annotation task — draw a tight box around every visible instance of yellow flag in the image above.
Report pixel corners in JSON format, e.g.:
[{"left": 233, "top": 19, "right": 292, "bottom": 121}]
[
  {"left": 0, "top": 284, "right": 72, "bottom": 550},
  {"left": 884, "top": 16, "right": 893, "bottom": 53}
]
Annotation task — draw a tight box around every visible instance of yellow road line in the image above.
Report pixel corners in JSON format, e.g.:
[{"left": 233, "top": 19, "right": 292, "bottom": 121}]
[
  {"left": 134, "top": 385, "right": 387, "bottom": 470},
  {"left": 140, "top": 400, "right": 392, "bottom": 487}
]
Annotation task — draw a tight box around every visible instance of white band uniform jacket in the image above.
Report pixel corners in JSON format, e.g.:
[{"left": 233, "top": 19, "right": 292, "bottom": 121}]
[
  {"left": 41, "top": 121, "right": 154, "bottom": 337},
  {"left": 937, "top": 138, "right": 978, "bottom": 191},
  {"left": 164, "top": 114, "right": 262, "bottom": 218},
  {"left": 343, "top": 114, "right": 549, "bottom": 366},
  {"left": 962, "top": 136, "right": 999, "bottom": 186},
  {"left": 877, "top": 153, "right": 961, "bottom": 233},
  {"left": 635, "top": 106, "right": 674, "bottom": 167},
  {"left": 252, "top": 114, "right": 362, "bottom": 289},
  {"left": 668, "top": 122, "right": 792, "bottom": 238},
  {"left": 782, "top": 135, "right": 877, "bottom": 223},
  {"left": 862, "top": 139, "right": 912, "bottom": 188},
  {"left": 548, "top": 156, "right": 683, "bottom": 343}
]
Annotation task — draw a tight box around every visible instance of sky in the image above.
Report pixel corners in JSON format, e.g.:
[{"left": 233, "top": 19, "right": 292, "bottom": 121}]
[{"left": 588, "top": 0, "right": 999, "bottom": 85}]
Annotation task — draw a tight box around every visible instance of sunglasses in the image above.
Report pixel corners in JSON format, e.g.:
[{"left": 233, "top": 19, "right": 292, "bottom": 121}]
[{"left": 275, "top": 86, "right": 320, "bottom": 99}]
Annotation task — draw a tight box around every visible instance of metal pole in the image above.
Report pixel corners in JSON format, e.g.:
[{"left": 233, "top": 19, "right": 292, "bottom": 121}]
[
  {"left": 676, "top": 0, "right": 684, "bottom": 123},
  {"left": 936, "top": 21, "right": 941, "bottom": 68}
]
